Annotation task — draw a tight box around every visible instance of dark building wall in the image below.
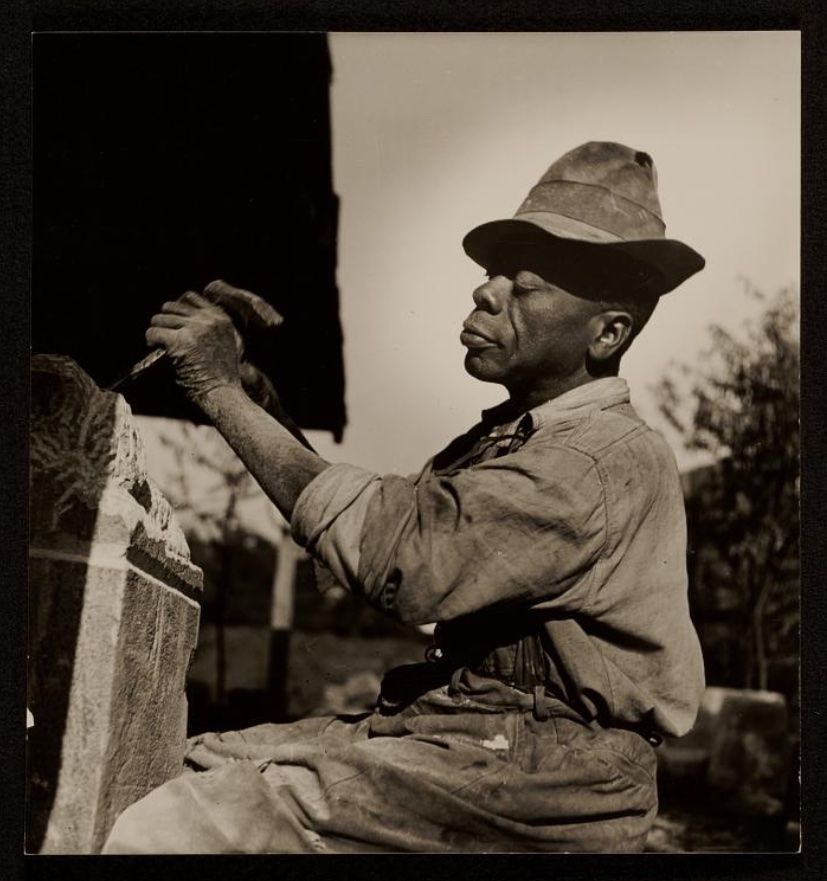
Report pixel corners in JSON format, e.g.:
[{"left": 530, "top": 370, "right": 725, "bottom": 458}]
[{"left": 33, "top": 33, "right": 345, "bottom": 439}]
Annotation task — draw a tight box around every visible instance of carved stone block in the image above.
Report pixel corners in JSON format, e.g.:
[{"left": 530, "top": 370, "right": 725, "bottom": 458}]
[{"left": 28, "top": 355, "right": 203, "bottom": 853}]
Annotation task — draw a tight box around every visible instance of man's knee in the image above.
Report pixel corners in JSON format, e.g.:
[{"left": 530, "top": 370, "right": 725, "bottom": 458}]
[
  {"left": 102, "top": 775, "right": 200, "bottom": 854},
  {"left": 103, "top": 761, "right": 323, "bottom": 854}
]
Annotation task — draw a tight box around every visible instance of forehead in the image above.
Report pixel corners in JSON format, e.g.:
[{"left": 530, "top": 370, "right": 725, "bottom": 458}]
[
  {"left": 486, "top": 242, "right": 610, "bottom": 301},
  {"left": 485, "top": 239, "right": 654, "bottom": 305}
]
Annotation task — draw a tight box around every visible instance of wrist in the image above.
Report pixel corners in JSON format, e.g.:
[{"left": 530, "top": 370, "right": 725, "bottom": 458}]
[{"left": 195, "top": 381, "right": 247, "bottom": 421}]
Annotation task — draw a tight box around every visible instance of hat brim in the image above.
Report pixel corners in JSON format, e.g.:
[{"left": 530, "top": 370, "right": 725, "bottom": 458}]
[{"left": 462, "top": 218, "right": 705, "bottom": 297}]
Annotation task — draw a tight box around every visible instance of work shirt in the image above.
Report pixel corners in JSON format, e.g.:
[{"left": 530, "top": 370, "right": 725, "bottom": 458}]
[{"left": 292, "top": 377, "right": 704, "bottom": 738}]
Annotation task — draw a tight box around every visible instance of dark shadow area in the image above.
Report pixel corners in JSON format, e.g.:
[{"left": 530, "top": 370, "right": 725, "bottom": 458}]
[
  {"left": 25, "top": 562, "right": 89, "bottom": 853},
  {"left": 32, "top": 32, "right": 345, "bottom": 439},
  {"left": 651, "top": 782, "right": 798, "bottom": 853},
  {"left": 183, "top": 535, "right": 429, "bottom": 735}
]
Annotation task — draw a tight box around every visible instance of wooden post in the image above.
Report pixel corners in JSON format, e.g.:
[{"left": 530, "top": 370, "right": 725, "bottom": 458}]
[{"left": 267, "top": 534, "right": 303, "bottom": 720}]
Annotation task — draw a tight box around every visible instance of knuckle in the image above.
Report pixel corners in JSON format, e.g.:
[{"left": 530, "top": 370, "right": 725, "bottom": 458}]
[{"left": 204, "top": 278, "right": 226, "bottom": 295}]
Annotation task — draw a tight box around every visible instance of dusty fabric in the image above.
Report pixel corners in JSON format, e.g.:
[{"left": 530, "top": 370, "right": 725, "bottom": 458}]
[
  {"left": 103, "top": 682, "right": 657, "bottom": 854},
  {"left": 103, "top": 377, "right": 699, "bottom": 853},
  {"left": 293, "top": 377, "right": 704, "bottom": 737}
]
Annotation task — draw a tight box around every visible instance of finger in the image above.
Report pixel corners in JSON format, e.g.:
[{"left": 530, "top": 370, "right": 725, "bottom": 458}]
[
  {"left": 202, "top": 279, "right": 255, "bottom": 314},
  {"left": 149, "top": 313, "right": 188, "bottom": 328},
  {"left": 203, "top": 279, "right": 236, "bottom": 301},
  {"left": 180, "top": 290, "right": 215, "bottom": 308},
  {"left": 145, "top": 326, "right": 179, "bottom": 348},
  {"left": 180, "top": 290, "right": 236, "bottom": 329},
  {"left": 233, "top": 327, "right": 245, "bottom": 357},
  {"left": 160, "top": 296, "right": 200, "bottom": 316}
]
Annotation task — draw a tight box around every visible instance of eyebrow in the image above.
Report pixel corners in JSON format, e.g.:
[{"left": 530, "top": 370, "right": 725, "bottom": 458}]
[{"left": 513, "top": 270, "right": 551, "bottom": 287}]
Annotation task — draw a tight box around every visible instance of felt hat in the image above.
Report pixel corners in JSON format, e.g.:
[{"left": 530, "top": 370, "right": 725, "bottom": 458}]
[{"left": 462, "top": 141, "right": 705, "bottom": 297}]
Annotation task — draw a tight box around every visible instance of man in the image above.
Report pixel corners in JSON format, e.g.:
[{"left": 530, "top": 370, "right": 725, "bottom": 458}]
[{"left": 104, "top": 141, "right": 705, "bottom": 854}]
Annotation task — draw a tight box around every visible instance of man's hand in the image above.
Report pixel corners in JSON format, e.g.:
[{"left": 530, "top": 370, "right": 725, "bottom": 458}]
[
  {"left": 145, "top": 283, "right": 328, "bottom": 520},
  {"left": 146, "top": 291, "right": 243, "bottom": 404}
]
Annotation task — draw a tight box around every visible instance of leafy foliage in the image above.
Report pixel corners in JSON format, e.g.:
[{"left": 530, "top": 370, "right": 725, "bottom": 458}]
[
  {"left": 155, "top": 423, "right": 260, "bottom": 540},
  {"left": 654, "top": 286, "right": 799, "bottom": 692}
]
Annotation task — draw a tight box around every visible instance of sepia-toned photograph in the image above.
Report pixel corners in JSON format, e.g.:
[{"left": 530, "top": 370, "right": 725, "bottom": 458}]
[{"left": 27, "top": 30, "right": 800, "bottom": 854}]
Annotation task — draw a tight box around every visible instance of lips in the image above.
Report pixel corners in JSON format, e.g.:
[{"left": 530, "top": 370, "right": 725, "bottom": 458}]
[{"left": 460, "top": 323, "right": 498, "bottom": 348}]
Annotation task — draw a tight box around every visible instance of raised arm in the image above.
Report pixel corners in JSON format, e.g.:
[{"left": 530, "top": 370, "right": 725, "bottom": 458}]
[{"left": 145, "top": 282, "right": 331, "bottom": 519}]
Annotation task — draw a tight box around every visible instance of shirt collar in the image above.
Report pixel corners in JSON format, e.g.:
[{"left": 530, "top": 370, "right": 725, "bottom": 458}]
[{"left": 481, "top": 377, "right": 630, "bottom": 432}]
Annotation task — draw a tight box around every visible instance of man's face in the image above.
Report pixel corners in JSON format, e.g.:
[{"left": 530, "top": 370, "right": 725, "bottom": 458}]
[{"left": 460, "top": 252, "right": 601, "bottom": 393}]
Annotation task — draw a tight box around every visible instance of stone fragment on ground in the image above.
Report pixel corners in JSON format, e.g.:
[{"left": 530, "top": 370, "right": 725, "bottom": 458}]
[{"left": 657, "top": 686, "right": 791, "bottom": 817}]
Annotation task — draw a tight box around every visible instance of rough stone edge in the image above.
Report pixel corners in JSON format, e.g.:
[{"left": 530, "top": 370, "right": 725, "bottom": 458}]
[{"left": 30, "top": 353, "right": 203, "bottom": 592}]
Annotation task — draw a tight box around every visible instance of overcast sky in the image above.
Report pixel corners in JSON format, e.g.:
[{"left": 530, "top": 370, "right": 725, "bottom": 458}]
[{"left": 139, "top": 31, "right": 799, "bottom": 538}]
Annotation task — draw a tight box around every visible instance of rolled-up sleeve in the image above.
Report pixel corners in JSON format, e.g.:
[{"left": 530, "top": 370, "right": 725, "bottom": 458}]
[
  {"left": 293, "top": 443, "right": 607, "bottom": 624},
  {"left": 291, "top": 462, "right": 382, "bottom": 592}
]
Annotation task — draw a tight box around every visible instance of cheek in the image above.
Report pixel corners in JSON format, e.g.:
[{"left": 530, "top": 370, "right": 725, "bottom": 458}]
[
  {"left": 514, "top": 313, "right": 582, "bottom": 369},
  {"left": 512, "top": 311, "right": 554, "bottom": 361}
]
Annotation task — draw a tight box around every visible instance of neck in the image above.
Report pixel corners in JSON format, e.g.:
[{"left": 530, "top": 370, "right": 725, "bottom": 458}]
[{"left": 506, "top": 367, "right": 615, "bottom": 413}]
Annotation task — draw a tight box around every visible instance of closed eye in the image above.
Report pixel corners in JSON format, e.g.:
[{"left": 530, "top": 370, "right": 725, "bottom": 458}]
[{"left": 514, "top": 271, "right": 544, "bottom": 294}]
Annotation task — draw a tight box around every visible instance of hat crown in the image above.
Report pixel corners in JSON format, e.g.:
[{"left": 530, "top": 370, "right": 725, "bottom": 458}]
[
  {"left": 517, "top": 141, "right": 666, "bottom": 241},
  {"left": 461, "top": 139, "right": 706, "bottom": 298}
]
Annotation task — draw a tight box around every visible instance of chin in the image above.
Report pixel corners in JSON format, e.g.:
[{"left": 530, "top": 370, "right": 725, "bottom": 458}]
[{"left": 463, "top": 352, "right": 505, "bottom": 384}]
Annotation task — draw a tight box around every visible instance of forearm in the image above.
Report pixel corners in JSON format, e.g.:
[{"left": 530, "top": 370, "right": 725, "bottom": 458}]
[
  {"left": 239, "top": 362, "right": 316, "bottom": 452},
  {"left": 198, "top": 383, "right": 332, "bottom": 520},
  {"left": 266, "top": 398, "right": 316, "bottom": 452}
]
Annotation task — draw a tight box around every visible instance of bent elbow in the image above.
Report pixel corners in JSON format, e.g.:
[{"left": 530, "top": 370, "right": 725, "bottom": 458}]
[
  {"left": 393, "top": 600, "right": 435, "bottom": 627},
  {"left": 370, "top": 565, "right": 440, "bottom": 625},
  {"left": 394, "top": 585, "right": 457, "bottom": 625}
]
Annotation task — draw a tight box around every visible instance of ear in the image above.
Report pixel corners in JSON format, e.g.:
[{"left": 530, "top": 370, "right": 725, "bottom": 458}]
[{"left": 587, "top": 310, "right": 633, "bottom": 362}]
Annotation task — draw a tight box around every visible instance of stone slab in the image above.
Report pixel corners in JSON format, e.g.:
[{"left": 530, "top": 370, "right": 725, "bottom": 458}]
[
  {"left": 657, "top": 686, "right": 791, "bottom": 816},
  {"left": 28, "top": 355, "right": 203, "bottom": 853}
]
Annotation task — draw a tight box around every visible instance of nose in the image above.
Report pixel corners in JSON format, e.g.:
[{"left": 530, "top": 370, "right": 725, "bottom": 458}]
[{"left": 472, "top": 275, "right": 510, "bottom": 313}]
